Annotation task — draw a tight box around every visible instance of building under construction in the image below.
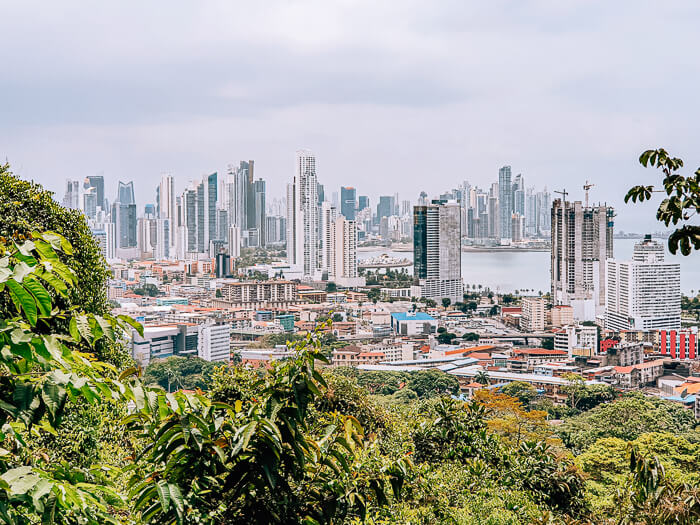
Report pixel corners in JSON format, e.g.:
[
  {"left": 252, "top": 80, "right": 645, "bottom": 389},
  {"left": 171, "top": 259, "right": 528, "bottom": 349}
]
[{"left": 550, "top": 190, "right": 614, "bottom": 321}]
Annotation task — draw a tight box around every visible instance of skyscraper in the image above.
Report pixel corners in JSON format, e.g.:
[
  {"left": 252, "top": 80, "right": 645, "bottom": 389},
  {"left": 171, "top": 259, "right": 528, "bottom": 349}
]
[
  {"left": 83, "top": 187, "right": 97, "bottom": 219},
  {"left": 413, "top": 200, "right": 462, "bottom": 303},
  {"left": 605, "top": 235, "right": 681, "bottom": 331},
  {"left": 377, "top": 195, "right": 395, "bottom": 220},
  {"left": 320, "top": 202, "right": 337, "bottom": 273},
  {"left": 358, "top": 195, "right": 369, "bottom": 211},
  {"left": 157, "top": 174, "right": 176, "bottom": 248},
  {"left": 551, "top": 197, "right": 614, "bottom": 320},
  {"left": 340, "top": 186, "right": 356, "bottom": 220},
  {"left": 498, "top": 166, "right": 512, "bottom": 244},
  {"left": 329, "top": 216, "right": 363, "bottom": 288},
  {"left": 253, "top": 178, "right": 266, "bottom": 247},
  {"left": 117, "top": 181, "right": 135, "bottom": 205},
  {"left": 287, "top": 149, "right": 319, "bottom": 278},
  {"left": 205, "top": 172, "right": 218, "bottom": 246},
  {"left": 62, "top": 180, "right": 80, "bottom": 210},
  {"left": 84, "top": 175, "right": 104, "bottom": 210}
]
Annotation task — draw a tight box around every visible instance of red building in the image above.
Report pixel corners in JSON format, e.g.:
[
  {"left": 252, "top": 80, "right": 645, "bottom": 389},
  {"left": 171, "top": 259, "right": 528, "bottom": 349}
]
[{"left": 659, "top": 329, "right": 697, "bottom": 360}]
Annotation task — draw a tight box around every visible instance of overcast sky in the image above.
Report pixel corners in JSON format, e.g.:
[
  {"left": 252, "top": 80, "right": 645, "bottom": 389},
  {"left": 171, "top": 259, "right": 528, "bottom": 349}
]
[{"left": 2, "top": 0, "right": 700, "bottom": 231}]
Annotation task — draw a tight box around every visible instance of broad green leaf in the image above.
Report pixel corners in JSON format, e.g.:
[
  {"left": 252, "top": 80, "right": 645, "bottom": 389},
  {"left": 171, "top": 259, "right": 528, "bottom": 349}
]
[
  {"left": 6, "top": 280, "right": 38, "bottom": 326},
  {"left": 155, "top": 480, "right": 171, "bottom": 512},
  {"left": 1, "top": 466, "right": 41, "bottom": 496},
  {"left": 23, "top": 276, "right": 52, "bottom": 317},
  {"left": 118, "top": 314, "right": 144, "bottom": 337}
]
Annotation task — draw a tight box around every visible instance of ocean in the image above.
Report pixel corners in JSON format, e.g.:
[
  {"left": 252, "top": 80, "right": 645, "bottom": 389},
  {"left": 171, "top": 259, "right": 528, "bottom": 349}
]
[{"left": 358, "top": 238, "right": 700, "bottom": 295}]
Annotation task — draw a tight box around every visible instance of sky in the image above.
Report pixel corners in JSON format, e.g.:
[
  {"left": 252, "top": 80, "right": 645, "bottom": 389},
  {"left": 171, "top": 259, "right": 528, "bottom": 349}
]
[{"left": 2, "top": 0, "right": 700, "bottom": 232}]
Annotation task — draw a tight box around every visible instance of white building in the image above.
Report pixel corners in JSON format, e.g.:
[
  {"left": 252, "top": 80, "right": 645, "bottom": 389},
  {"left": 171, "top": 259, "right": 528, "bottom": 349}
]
[
  {"left": 329, "top": 216, "right": 364, "bottom": 288},
  {"left": 605, "top": 236, "right": 681, "bottom": 331},
  {"left": 554, "top": 324, "right": 598, "bottom": 357},
  {"left": 287, "top": 150, "right": 319, "bottom": 279},
  {"left": 521, "top": 296, "right": 545, "bottom": 332},
  {"left": 197, "top": 323, "right": 231, "bottom": 363},
  {"left": 320, "top": 202, "right": 337, "bottom": 274}
]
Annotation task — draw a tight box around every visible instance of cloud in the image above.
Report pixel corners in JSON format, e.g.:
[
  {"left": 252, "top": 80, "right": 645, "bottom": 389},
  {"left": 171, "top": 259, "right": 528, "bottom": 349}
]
[{"left": 2, "top": 1, "right": 700, "bottom": 233}]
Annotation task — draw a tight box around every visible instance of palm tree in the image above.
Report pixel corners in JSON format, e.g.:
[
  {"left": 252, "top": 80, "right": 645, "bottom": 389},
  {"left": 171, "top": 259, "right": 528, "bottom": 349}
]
[{"left": 474, "top": 371, "right": 490, "bottom": 386}]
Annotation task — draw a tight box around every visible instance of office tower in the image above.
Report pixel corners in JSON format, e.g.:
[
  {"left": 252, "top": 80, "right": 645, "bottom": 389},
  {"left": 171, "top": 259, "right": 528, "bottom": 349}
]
[
  {"left": 498, "top": 166, "right": 512, "bottom": 244},
  {"left": 525, "top": 187, "right": 537, "bottom": 238},
  {"left": 228, "top": 225, "right": 241, "bottom": 258},
  {"left": 512, "top": 173, "right": 525, "bottom": 217},
  {"left": 265, "top": 216, "right": 286, "bottom": 244},
  {"left": 205, "top": 172, "right": 218, "bottom": 244},
  {"left": 511, "top": 213, "right": 525, "bottom": 242},
  {"left": 320, "top": 202, "right": 338, "bottom": 273},
  {"left": 112, "top": 202, "right": 137, "bottom": 249},
  {"left": 538, "top": 188, "right": 551, "bottom": 233},
  {"left": 413, "top": 200, "right": 462, "bottom": 303},
  {"left": 487, "top": 196, "right": 499, "bottom": 238},
  {"left": 377, "top": 195, "right": 395, "bottom": 220},
  {"left": 331, "top": 191, "right": 339, "bottom": 209},
  {"left": 340, "top": 186, "right": 356, "bottom": 220},
  {"left": 317, "top": 183, "right": 325, "bottom": 206},
  {"left": 252, "top": 179, "right": 266, "bottom": 246},
  {"left": 157, "top": 174, "right": 176, "bottom": 247},
  {"left": 83, "top": 187, "right": 97, "bottom": 219},
  {"left": 358, "top": 195, "right": 369, "bottom": 211},
  {"left": 62, "top": 180, "right": 80, "bottom": 210},
  {"left": 117, "top": 181, "right": 135, "bottom": 205},
  {"left": 418, "top": 191, "right": 428, "bottom": 206},
  {"left": 605, "top": 235, "right": 681, "bottom": 331},
  {"left": 551, "top": 197, "right": 614, "bottom": 321},
  {"left": 401, "top": 200, "right": 412, "bottom": 216},
  {"left": 144, "top": 204, "right": 156, "bottom": 218},
  {"left": 287, "top": 149, "right": 319, "bottom": 278},
  {"left": 329, "top": 216, "right": 363, "bottom": 287},
  {"left": 84, "top": 175, "right": 104, "bottom": 210},
  {"left": 215, "top": 251, "right": 231, "bottom": 278},
  {"left": 154, "top": 219, "right": 170, "bottom": 260},
  {"left": 137, "top": 217, "right": 157, "bottom": 257}
]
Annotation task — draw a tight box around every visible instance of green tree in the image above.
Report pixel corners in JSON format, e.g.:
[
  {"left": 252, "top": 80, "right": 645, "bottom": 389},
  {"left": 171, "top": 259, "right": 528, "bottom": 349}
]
[
  {"left": 436, "top": 332, "right": 457, "bottom": 344},
  {"left": 0, "top": 165, "right": 128, "bottom": 366},
  {"left": 625, "top": 148, "right": 700, "bottom": 254},
  {"left": 463, "top": 332, "right": 480, "bottom": 342},
  {"left": 406, "top": 369, "right": 460, "bottom": 399},
  {"left": 133, "top": 283, "right": 159, "bottom": 297},
  {"left": 441, "top": 297, "right": 451, "bottom": 309},
  {"left": 558, "top": 393, "right": 699, "bottom": 454},
  {"left": 498, "top": 381, "right": 538, "bottom": 407},
  {"left": 326, "top": 281, "right": 337, "bottom": 292},
  {"left": 143, "top": 356, "right": 219, "bottom": 392},
  {"left": 474, "top": 370, "right": 490, "bottom": 386}
]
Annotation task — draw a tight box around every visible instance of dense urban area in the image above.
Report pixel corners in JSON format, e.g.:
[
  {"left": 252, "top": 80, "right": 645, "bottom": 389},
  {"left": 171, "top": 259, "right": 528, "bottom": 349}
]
[{"left": 1, "top": 149, "right": 698, "bottom": 524}]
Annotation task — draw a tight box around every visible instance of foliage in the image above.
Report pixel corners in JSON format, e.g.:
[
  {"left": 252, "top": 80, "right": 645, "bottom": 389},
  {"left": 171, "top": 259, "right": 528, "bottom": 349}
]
[
  {"left": 0, "top": 231, "right": 142, "bottom": 524},
  {"left": 474, "top": 371, "right": 490, "bottom": 386},
  {"left": 441, "top": 298, "right": 451, "bottom": 309},
  {"left": 560, "top": 374, "right": 617, "bottom": 411},
  {"left": 498, "top": 381, "right": 538, "bottom": 407},
  {"left": 557, "top": 393, "right": 699, "bottom": 454},
  {"left": 0, "top": 165, "right": 110, "bottom": 320},
  {"left": 463, "top": 332, "right": 479, "bottom": 341},
  {"left": 124, "top": 334, "right": 411, "bottom": 524},
  {"left": 142, "top": 356, "right": 219, "bottom": 392},
  {"left": 133, "top": 283, "right": 159, "bottom": 297},
  {"left": 625, "top": 148, "right": 700, "bottom": 254},
  {"left": 326, "top": 281, "right": 337, "bottom": 292},
  {"left": 405, "top": 369, "right": 460, "bottom": 399},
  {"left": 436, "top": 332, "right": 457, "bottom": 344}
]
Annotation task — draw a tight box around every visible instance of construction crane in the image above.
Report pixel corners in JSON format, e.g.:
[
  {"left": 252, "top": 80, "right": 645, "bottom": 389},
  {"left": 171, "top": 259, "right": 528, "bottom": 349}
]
[
  {"left": 583, "top": 181, "right": 595, "bottom": 208},
  {"left": 554, "top": 188, "right": 568, "bottom": 203}
]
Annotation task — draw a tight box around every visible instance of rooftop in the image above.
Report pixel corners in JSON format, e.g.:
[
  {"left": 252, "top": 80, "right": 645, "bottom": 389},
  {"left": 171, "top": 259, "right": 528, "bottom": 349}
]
[{"left": 391, "top": 312, "right": 435, "bottom": 322}]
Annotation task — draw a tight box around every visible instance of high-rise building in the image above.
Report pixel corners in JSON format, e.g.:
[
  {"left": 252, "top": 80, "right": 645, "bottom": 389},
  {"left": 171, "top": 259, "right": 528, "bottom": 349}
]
[
  {"left": 84, "top": 175, "right": 105, "bottom": 210},
  {"left": 112, "top": 202, "right": 137, "bottom": 249},
  {"left": 228, "top": 225, "right": 241, "bottom": 258},
  {"left": 252, "top": 178, "right": 266, "bottom": 246},
  {"left": 329, "top": 216, "right": 364, "bottom": 288},
  {"left": 377, "top": 196, "right": 395, "bottom": 220},
  {"left": 62, "top": 180, "right": 80, "bottom": 210},
  {"left": 551, "top": 197, "right": 614, "bottom": 321},
  {"left": 205, "top": 172, "right": 218, "bottom": 245},
  {"left": 413, "top": 200, "right": 462, "bottom": 303},
  {"left": 287, "top": 149, "right": 319, "bottom": 278},
  {"left": 498, "top": 166, "right": 512, "bottom": 244},
  {"left": 83, "top": 187, "right": 97, "bottom": 219},
  {"left": 117, "top": 181, "right": 135, "bottom": 205},
  {"left": 340, "top": 186, "right": 356, "bottom": 221},
  {"left": 320, "top": 202, "right": 337, "bottom": 274},
  {"left": 157, "top": 174, "right": 176, "bottom": 248},
  {"left": 358, "top": 195, "right": 369, "bottom": 211},
  {"left": 605, "top": 235, "right": 681, "bottom": 331},
  {"left": 265, "top": 216, "right": 286, "bottom": 244}
]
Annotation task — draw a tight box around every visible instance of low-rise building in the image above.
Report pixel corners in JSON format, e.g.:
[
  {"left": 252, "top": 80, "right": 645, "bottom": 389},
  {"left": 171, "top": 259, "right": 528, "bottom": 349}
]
[
  {"left": 614, "top": 359, "right": 666, "bottom": 389},
  {"left": 390, "top": 312, "right": 437, "bottom": 336}
]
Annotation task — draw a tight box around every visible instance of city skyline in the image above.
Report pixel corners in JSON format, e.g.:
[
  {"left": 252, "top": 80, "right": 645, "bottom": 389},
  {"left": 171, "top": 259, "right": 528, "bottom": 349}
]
[{"left": 4, "top": 2, "right": 700, "bottom": 233}]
